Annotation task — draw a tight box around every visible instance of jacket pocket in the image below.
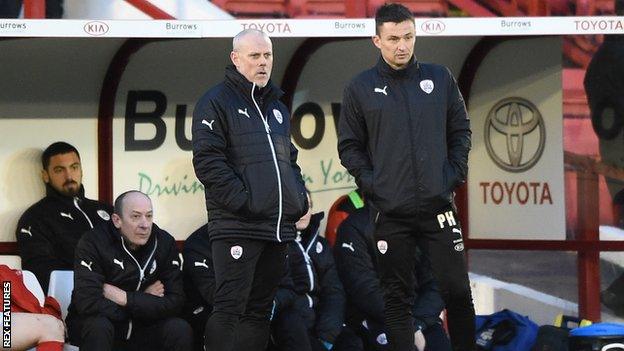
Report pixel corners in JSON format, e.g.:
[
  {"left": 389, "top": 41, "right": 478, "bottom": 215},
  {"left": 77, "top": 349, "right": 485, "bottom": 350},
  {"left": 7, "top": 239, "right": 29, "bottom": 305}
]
[
  {"left": 280, "top": 160, "right": 307, "bottom": 221},
  {"left": 443, "top": 160, "right": 459, "bottom": 192},
  {"left": 241, "top": 162, "right": 279, "bottom": 218}
]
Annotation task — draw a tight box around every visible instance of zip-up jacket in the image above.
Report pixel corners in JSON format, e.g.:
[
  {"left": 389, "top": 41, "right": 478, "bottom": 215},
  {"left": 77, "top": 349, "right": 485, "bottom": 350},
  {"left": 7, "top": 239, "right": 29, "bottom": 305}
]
[
  {"left": 286, "top": 212, "right": 345, "bottom": 344},
  {"left": 182, "top": 224, "right": 215, "bottom": 317},
  {"left": 182, "top": 224, "right": 296, "bottom": 318},
  {"left": 334, "top": 205, "right": 445, "bottom": 331},
  {"left": 192, "top": 65, "right": 308, "bottom": 243},
  {"left": 338, "top": 57, "right": 471, "bottom": 216},
  {"left": 66, "top": 222, "right": 185, "bottom": 339},
  {"left": 15, "top": 184, "right": 112, "bottom": 291}
]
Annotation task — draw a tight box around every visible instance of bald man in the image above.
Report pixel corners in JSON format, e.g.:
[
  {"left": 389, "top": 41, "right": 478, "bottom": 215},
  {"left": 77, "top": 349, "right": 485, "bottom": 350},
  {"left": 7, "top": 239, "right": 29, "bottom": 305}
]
[
  {"left": 192, "top": 29, "right": 308, "bottom": 350},
  {"left": 66, "top": 191, "right": 192, "bottom": 351}
]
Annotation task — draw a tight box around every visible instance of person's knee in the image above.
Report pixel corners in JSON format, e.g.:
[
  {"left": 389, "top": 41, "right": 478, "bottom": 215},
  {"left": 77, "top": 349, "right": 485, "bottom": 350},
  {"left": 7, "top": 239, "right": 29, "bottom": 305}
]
[
  {"left": 39, "top": 315, "right": 65, "bottom": 342},
  {"left": 164, "top": 318, "right": 193, "bottom": 342},
  {"left": 82, "top": 316, "right": 114, "bottom": 339}
]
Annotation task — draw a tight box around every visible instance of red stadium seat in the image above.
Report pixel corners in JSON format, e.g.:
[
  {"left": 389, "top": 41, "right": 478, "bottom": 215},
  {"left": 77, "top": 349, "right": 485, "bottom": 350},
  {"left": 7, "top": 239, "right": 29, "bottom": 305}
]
[
  {"left": 368, "top": 0, "right": 449, "bottom": 17},
  {"left": 213, "top": 0, "right": 289, "bottom": 18},
  {"left": 289, "top": 0, "right": 347, "bottom": 17}
]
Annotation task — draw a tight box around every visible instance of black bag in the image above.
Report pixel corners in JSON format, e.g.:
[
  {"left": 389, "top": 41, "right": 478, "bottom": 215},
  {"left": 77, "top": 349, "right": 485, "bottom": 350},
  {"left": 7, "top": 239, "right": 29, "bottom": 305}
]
[{"left": 532, "top": 325, "right": 570, "bottom": 351}]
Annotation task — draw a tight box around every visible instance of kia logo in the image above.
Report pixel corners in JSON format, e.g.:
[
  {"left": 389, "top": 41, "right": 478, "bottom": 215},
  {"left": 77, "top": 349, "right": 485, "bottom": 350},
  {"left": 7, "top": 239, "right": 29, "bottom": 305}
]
[
  {"left": 84, "top": 21, "right": 109, "bottom": 36},
  {"left": 421, "top": 20, "right": 445, "bottom": 34}
]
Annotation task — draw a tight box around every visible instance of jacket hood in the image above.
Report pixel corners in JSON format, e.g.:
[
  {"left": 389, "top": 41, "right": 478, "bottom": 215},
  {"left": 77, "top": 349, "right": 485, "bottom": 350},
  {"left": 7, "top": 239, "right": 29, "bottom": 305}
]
[{"left": 298, "top": 212, "right": 325, "bottom": 241}]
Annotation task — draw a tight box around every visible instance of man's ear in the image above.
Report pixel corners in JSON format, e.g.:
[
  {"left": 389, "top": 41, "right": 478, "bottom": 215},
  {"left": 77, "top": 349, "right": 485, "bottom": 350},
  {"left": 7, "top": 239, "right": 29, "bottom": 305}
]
[
  {"left": 112, "top": 213, "right": 122, "bottom": 229},
  {"left": 372, "top": 35, "right": 382, "bottom": 50},
  {"left": 41, "top": 169, "right": 50, "bottom": 184},
  {"left": 230, "top": 50, "right": 239, "bottom": 67}
]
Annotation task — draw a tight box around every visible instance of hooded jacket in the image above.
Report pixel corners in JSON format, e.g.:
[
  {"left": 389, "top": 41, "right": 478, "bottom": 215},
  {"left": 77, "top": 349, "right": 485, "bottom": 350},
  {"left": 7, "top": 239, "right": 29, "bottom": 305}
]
[
  {"left": 334, "top": 205, "right": 445, "bottom": 332},
  {"left": 66, "top": 222, "right": 184, "bottom": 340},
  {"left": 338, "top": 57, "right": 471, "bottom": 216},
  {"left": 15, "top": 184, "right": 112, "bottom": 291},
  {"left": 286, "top": 212, "right": 345, "bottom": 343},
  {"left": 192, "top": 66, "right": 308, "bottom": 243}
]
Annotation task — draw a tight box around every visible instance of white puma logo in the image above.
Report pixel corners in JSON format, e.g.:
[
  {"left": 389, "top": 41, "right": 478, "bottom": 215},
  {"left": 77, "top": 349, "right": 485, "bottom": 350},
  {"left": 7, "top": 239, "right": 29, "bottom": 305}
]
[
  {"left": 80, "top": 260, "right": 93, "bottom": 272},
  {"left": 20, "top": 226, "right": 32, "bottom": 237},
  {"left": 60, "top": 212, "right": 74, "bottom": 220},
  {"left": 341, "top": 242, "right": 355, "bottom": 252},
  {"left": 452, "top": 228, "right": 462, "bottom": 236},
  {"left": 172, "top": 260, "right": 180, "bottom": 267},
  {"left": 202, "top": 119, "right": 215, "bottom": 130},
  {"left": 238, "top": 108, "right": 250, "bottom": 118},
  {"left": 194, "top": 259, "right": 209, "bottom": 269},
  {"left": 113, "top": 258, "right": 124, "bottom": 270},
  {"left": 374, "top": 86, "right": 388, "bottom": 96}
]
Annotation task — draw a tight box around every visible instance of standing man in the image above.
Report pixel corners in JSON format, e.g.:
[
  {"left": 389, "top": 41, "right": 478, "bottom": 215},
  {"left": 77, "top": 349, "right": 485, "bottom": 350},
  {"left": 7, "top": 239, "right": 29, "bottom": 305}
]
[
  {"left": 16, "top": 141, "right": 112, "bottom": 291},
  {"left": 337, "top": 4, "right": 474, "bottom": 351},
  {"left": 192, "top": 29, "right": 308, "bottom": 350},
  {"left": 66, "top": 190, "right": 192, "bottom": 351}
]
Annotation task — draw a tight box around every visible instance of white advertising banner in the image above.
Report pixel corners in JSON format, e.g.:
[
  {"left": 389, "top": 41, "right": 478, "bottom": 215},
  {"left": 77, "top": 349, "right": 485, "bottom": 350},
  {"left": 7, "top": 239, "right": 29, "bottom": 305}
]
[{"left": 467, "top": 37, "right": 565, "bottom": 240}]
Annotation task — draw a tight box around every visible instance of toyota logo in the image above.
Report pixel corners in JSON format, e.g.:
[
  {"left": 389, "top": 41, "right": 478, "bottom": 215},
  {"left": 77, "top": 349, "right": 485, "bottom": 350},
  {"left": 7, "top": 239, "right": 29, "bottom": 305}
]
[{"left": 484, "top": 97, "right": 546, "bottom": 172}]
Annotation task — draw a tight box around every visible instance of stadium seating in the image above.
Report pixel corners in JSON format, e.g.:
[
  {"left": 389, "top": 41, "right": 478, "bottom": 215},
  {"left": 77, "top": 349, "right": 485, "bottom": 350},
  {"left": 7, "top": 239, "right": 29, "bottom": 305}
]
[
  {"left": 22, "top": 270, "right": 45, "bottom": 307},
  {"left": 367, "top": 0, "right": 449, "bottom": 17},
  {"left": 212, "top": 0, "right": 290, "bottom": 17},
  {"left": 289, "top": 0, "right": 348, "bottom": 17},
  {"left": 47, "top": 270, "right": 74, "bottom": 321}
]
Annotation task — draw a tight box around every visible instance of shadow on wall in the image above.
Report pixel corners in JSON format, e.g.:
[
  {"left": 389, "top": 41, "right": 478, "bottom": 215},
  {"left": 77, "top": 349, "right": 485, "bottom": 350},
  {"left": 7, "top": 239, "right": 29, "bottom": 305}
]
[{"left": 1, "top": 148, "right": 45, "bottom": 241}]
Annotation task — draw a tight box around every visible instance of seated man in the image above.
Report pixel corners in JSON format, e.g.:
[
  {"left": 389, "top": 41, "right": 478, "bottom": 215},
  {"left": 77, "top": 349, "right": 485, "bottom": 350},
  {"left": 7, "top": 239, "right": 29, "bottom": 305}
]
[
  {"left": 66, "top": 190, "right": 192, "bottom": 351},
  {"left": 272, "top": 192, "right": 346, "bottom": 351},
  {"left": 334, "top": 192, "right": 451, "bottom": 351},
  {"left": 183, "top": 224, "right": 301, "bottom": 351},
  {"left": 16, "top": 141, "right": 112, "bottom": 291}
]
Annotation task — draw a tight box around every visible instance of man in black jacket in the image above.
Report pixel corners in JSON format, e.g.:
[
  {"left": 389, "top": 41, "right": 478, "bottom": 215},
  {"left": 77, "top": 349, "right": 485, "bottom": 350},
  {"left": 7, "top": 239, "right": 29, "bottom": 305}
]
[
  {"left": 337, "top": 4, "right": 474, "bottom": 351},
  {"left": 192, "top": 29, "right": 308, "bottom": 351},
  {"left": 66, "top": 191, "right": 192, "bottom": 351},
  {"left": 15, "top": 141, "right": 112, "bottom": 291},
  {"left": 335, "top": 197, "right": 451, "bottom": 351}
]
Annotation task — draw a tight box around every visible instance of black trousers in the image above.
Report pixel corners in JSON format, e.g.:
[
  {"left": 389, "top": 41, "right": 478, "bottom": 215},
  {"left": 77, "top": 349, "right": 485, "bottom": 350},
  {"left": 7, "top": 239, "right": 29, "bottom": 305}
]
[
  {"left": 204, "top": 238, "right": 288, "bottom": 351},
  {"left": 69, "top": 315, "right": 193, "bottom": 351},
  {"left": 373, "top": 204, "right": 475, "bottom": 351}
]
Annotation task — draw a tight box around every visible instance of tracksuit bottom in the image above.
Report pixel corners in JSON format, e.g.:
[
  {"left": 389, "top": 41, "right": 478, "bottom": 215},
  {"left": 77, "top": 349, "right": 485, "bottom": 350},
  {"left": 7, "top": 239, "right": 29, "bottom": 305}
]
[
  {"left": 373, "top": 203, "right": 476, "bottom": 351},
  {"left": 204, "top": 238, "right": 287, "bottom": 351},
  {"left": 68, "top": 315, "right": 193, "bottom": 351}
]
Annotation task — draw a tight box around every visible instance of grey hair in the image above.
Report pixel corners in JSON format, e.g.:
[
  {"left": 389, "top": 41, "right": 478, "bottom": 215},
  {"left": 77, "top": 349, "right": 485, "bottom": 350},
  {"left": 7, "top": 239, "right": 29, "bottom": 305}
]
[{"left": 232, "top": 29, "right": 270, "bottom": 51}]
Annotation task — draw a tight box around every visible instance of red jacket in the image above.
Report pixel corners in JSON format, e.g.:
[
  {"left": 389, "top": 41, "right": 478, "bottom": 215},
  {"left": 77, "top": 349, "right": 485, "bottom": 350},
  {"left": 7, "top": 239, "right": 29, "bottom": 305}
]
[{"left": 0, "top": 265, "right": 61, "bottom": 319}]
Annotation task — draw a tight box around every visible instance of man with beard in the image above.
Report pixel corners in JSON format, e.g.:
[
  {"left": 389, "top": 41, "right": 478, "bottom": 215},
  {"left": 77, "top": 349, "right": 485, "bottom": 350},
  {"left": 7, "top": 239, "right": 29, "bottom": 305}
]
[{"left": 15, "top": 141, "right": 112, "bottom": 291}]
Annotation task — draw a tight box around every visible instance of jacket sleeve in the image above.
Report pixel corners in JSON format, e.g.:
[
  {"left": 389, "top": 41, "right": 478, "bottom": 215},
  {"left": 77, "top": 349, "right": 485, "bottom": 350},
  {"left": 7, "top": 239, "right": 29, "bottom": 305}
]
[
  {"left": 314, "top": 237, "right": 345, "bottom": 344},
  {"left": 126, "top": 240, "right": 185, "bottom": 321},
  {"left": 15, "top": 215, "right": 64, "bottom": 292},
  {"left": 73, "top": 234, "right": 128, "bottom": 321},
  {"left": 182, "top": 239, "right": 215, "bottom": 306},
  {"left": 290, "top": 142, "right": 309, "bottom": 214},
  {"left": 192, "top": 96, "right": 248, "bottom": 213},
  {"left": 274, "top": 259, "right": 297, "bottom": 315},
  {"left": 445, "top": 67, "right": 472, "bottom": 187},
  {"left": 338, "top": 83, "right": 374, "bottom": 197},
  {"left": 412, "top": 253, "right": 445, "bottom": 331},
  {"left": 334, "top": 217, "right": 385, "bottom": 325}
]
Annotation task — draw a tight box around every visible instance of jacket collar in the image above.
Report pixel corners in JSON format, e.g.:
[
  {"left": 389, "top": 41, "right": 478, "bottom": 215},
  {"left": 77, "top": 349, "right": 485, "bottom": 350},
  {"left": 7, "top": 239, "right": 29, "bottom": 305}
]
[
  {"left": 45, "top": 183, "right": 85, "bottom": 204},
  {"left": 298, "top": 212, "right": 325, "bottom": 243},
  {"left": 376, "top": 55, "right": 419, "bottom": 79},
  {"left": 224, "top": 65, "right": 283, "bottom": 108}
]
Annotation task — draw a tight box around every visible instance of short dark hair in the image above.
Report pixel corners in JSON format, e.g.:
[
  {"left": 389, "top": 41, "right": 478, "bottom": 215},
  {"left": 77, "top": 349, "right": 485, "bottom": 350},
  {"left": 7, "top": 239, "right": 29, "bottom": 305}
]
[
  {"left": 114, "top": 190, "right": 149, "bottom": 215},
  {"left": 375, "top": 3, "right": 414, "bottom": 35},
  {"left": 42, "top": 142, "right": 80, "bottom": 170}
]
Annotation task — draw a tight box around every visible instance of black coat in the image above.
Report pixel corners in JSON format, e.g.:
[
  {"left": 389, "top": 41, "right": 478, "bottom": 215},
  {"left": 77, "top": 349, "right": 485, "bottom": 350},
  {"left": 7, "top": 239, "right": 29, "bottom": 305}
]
[
  {"left": 285, "top": 212, "right": 345, "bottom": 343},
  {"left": 67, "top": 222, "right": 185, "bottom": 339},
  {"left": 192, "top": 66, "right": 308, "bottom": 243},
  {"left": 334, "top": 205, "right": 445, "bottom": 331},
  {"left": 15, "top": 184, "right": 112, "bottom": 291},
  {"left": 338, "top": 57, "right": 471, "bottom": 216}
]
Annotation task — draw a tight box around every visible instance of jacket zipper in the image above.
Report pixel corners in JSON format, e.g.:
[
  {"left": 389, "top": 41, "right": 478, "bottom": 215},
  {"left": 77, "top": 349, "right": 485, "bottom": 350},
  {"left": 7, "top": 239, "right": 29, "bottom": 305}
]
[
  {"left": 251, "top": 83, "right": 283, "bottom": 242},
  {"left": 121, "top": 237, "right": 158, "bottom": 339},
  {"left": 73, "top": 197, "right": 94, "bottom": 228},
  {"left": 296, "top": 227, "right": 320, "bottom": 293}
]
